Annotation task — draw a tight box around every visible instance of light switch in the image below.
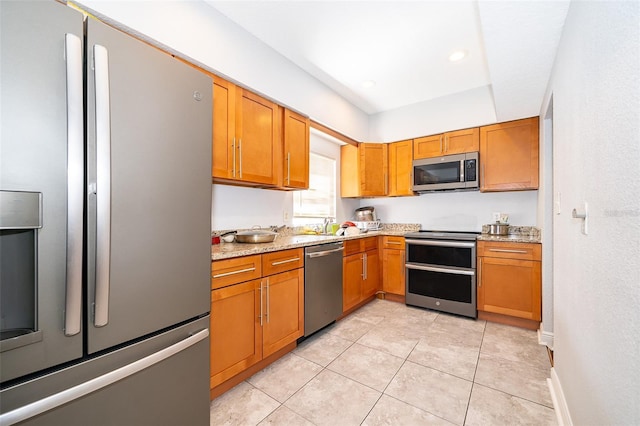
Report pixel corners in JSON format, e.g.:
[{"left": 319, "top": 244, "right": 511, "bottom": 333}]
[{"left": 572, "top": 202, "right": 588, "bottom": 235}]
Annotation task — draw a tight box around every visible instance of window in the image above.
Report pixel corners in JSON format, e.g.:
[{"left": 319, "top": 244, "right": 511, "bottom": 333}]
[{"left": 293, "top": 152, "right": 336, "bottom": 225}]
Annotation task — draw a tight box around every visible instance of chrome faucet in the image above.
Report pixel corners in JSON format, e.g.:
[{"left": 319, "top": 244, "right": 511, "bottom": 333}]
[{"left": 322, "top": 217, "right": 334, "bottom": 235}]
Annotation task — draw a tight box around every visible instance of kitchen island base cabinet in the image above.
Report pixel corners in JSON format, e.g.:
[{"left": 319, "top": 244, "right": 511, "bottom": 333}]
[{"left": 477, "top": 241, "right": 541, "bottom": 330}]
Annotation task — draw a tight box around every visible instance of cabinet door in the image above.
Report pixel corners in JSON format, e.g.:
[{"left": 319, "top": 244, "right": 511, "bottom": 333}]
[
  {"left": 413, "top": 134, "right": 443, "bottom": 159},
  {"left": 262, "top": 269, "right": 304, "bottom": 357},
  {"left": 212, "top": 76, "right": 236, "bottom": 179},
  {"left": 478, "top": 256, "right": 541, "bottom": 321},
  {"left": 382, "top": 248, "right": 405, "bottom": 295},
  {"left": 362, "top": 249, "right": 380, "bottom": 299},
  {"left": 343, "top": 253, "right": 363, "bottom": 312},
  {"left": 282, "top": 109, "right": 309, "bottom": 189},
  {"left": 236, "top": 89, "right": 280, "bottom": 185},
  {"left": 480, "top": 117, "right": 539, "bottom": 191},
  {"left": 444, "top": 128, "right": 479, "bottom": 155},
  {"left": 340, "top": 144, "right": 360, "bottom": 197},
  {"left": 210, "top": 279, "right": 262, "bottom": 388},
  {"left": 388, "top": 140, "right": 414, "bottom": 196},
  {"left": 360, "top": 143, "right": 388, "bottom": 196}
]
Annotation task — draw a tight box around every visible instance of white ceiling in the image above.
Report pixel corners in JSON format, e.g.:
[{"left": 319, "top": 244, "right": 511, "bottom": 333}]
[{"left": 205, "top": 0, "right": 570, "bottom": 120}]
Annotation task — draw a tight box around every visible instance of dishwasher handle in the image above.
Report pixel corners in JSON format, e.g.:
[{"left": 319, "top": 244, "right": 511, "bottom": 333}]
[{"left": 306, "top": 247, "right": 344, "bottom": 258}]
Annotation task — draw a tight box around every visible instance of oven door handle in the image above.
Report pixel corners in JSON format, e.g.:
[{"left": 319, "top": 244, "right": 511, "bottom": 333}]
[
  {"left": 405, "top": 263, "right": 475, "bottom": 276},
  {"left": 405, "top": 239, "right": 476, "bottom": 249}
]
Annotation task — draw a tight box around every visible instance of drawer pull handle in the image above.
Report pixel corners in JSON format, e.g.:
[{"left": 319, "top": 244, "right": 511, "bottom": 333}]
[
  {"left": 387, "top": 241, "right": 403, "bottom": 245},
  {"left": 212, "top": 267, "right": 256, "bottom": 279},
  {"left": 488, "top": 249, "right": 528, "bottom": 254},
  {"left": 271, "top": 257, "right": 300, "bottom": 266}
]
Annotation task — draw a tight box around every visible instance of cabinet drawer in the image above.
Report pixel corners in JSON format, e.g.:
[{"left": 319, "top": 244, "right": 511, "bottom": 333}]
[
  {"left": 478, "top": 241, "right": 541, "bottom": 261},
  {"left": 211, "top": 255, "right": 262, "bottom": 289},
  {"left": 381, "top": 236, "right": 405, "bottom": 250},
  {"left": 344, "top": 236, "right": 379, "bottom": 256},
  {"left": 343, "top": 239, "right": 362, "bottom": 256},
  {"left": 362, "top": 236, "right": 378, "bottom": 252},
  {"left": 262, "top": 248, "right": 304, "bottom": 276}
]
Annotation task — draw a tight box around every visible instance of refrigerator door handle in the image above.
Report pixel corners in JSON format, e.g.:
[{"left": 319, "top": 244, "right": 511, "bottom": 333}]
[
  {"left": 64, "top": 33, "right": 83, "bottom": 337},
  {"left": 0, "top": 329, "right": 209, "bottom": 426},
  {"left": 93, "top": 44, "right": 112, "bottom": 327}
]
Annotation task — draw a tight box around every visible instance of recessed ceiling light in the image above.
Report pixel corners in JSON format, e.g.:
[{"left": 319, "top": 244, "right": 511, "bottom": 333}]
[
  {"left": 449, "top": 50, "right": 467, "bottom": 62},
  {"left": 361, "top": 80, "right": 376, "bottom": 88}
]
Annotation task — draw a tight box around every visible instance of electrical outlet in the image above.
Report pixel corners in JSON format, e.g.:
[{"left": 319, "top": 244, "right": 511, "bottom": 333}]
[{"left": 283, "top": 210, "right": 289, "bottom": 221}]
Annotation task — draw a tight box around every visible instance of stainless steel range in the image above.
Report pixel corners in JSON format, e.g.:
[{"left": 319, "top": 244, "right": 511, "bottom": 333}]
[{"left": 404, "top": 230, "right": 480, "bottom": 318}]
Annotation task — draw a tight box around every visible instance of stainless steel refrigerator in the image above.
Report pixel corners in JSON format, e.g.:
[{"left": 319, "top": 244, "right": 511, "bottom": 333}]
[{"left": 0, "top": 1, "right": 212, "bottom": 424}]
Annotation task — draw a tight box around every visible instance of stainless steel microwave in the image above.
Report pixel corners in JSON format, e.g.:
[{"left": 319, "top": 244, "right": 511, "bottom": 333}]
[{"left": 412, "top": 152, "right": 479, "bottom": 192}]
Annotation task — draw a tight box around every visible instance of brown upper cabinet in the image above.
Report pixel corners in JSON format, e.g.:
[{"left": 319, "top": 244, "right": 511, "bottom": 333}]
[
  {"left": 387, "top": 140, "right": 414, "bottom": 197},
  {"left": 282, "top": 108, "right": 310, "bottom": 189},
  {"left": 479, "top": 117, "right": 539, "bottom": 192},
  {"left": 341, "top": 143, "right": 388, "bottom": 198},
  {"left": 413, "top": 128, "right": 479, "bottom": 159},
  {"left": 212, "top": 75, "right": 281, "bottom": 186},
  {"left": 212, "top": 75, "right": 313, "bottom": 189}
]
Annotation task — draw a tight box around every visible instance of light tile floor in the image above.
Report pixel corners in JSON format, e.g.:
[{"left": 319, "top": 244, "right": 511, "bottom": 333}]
[{"left": 210, "top": 300, "right": 556, "bottom": 426}]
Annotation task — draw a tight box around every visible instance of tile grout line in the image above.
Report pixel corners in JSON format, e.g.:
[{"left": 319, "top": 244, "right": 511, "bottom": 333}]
[
  {"left": 216, "top": 300, "right": 555, "bottom": 425},
  {"left": 462, "top": 320, "right": 487, "bottom": 425}
]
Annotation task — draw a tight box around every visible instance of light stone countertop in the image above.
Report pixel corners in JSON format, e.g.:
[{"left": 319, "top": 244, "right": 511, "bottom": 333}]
[
  {"left": 212, "top": 223, "right": 542, "bottom": 261},
  {"left": 477, "top": 225, "right": 541, "bottom": 244},
  {"left": 211, "top": 224, "right": 418, "bottom": 261}
]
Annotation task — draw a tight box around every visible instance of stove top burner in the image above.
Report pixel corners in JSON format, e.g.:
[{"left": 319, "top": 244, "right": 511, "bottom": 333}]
[{"left": 405, "top": 230, "right": 480, "bottom": 241}]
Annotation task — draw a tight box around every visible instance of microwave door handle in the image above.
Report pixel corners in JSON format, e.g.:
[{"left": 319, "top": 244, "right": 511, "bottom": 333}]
[
  {"left": 94, "top": 44, "right": 111, "bottom": 328},
  {"left": 460, "top": 160, "right": 465, "bottom": 182},
  {"left": 64, "top": 34, "right": 83, "bottom": 337}
]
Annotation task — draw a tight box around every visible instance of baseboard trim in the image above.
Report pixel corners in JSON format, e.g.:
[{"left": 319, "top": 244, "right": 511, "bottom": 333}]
[
  {"left": 548, "top": 367, "right": 573, "bottom": 426},
  {"left": 538, "top": 329, "right": 554, "bottom": 349}
]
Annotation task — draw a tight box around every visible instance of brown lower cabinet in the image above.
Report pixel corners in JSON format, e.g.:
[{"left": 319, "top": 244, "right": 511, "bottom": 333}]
[
  {"left": 477, "top": 241, "right": 541, "bottom": 328},
  {"left": 210, "top": 249, "right": 304, "bottom": 390},
  {"left": 343, "top": 237, "right": 380, "bottom": 312}
]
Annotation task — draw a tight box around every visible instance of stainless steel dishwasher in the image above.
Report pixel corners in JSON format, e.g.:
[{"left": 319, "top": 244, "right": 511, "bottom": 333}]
[{"left": 304, "top": 242, "right": 344, "bottom": 337}]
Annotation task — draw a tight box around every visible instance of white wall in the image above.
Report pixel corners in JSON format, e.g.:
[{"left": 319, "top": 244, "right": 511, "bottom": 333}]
[
  {"left": 75, "top": 0, "right": 369, "bottom": 141},
  {"left": 368, "top": 85, "right": 497, "bottom": 142},
  {"left": 537, "top": 100, "right": 555, "bottom": 347},
  {"left": 542, "top": 1, "right": 640, "bottom": 424},
  {"left": 360, "top": 190, "right": 537, "bottom": 232},
  {"left": 211, "top": 130, "right": 358, "bottom": 230}
]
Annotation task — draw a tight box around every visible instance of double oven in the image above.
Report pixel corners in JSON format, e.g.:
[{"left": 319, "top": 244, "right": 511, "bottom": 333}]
[{"left": 404, "top": 230, "right": 479, "bottom": 318}]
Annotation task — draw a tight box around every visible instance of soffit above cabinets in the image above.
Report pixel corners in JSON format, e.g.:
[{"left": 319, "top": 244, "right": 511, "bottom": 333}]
[{"left": 205, "top": 0, "right": 570, "bottom": 122}]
